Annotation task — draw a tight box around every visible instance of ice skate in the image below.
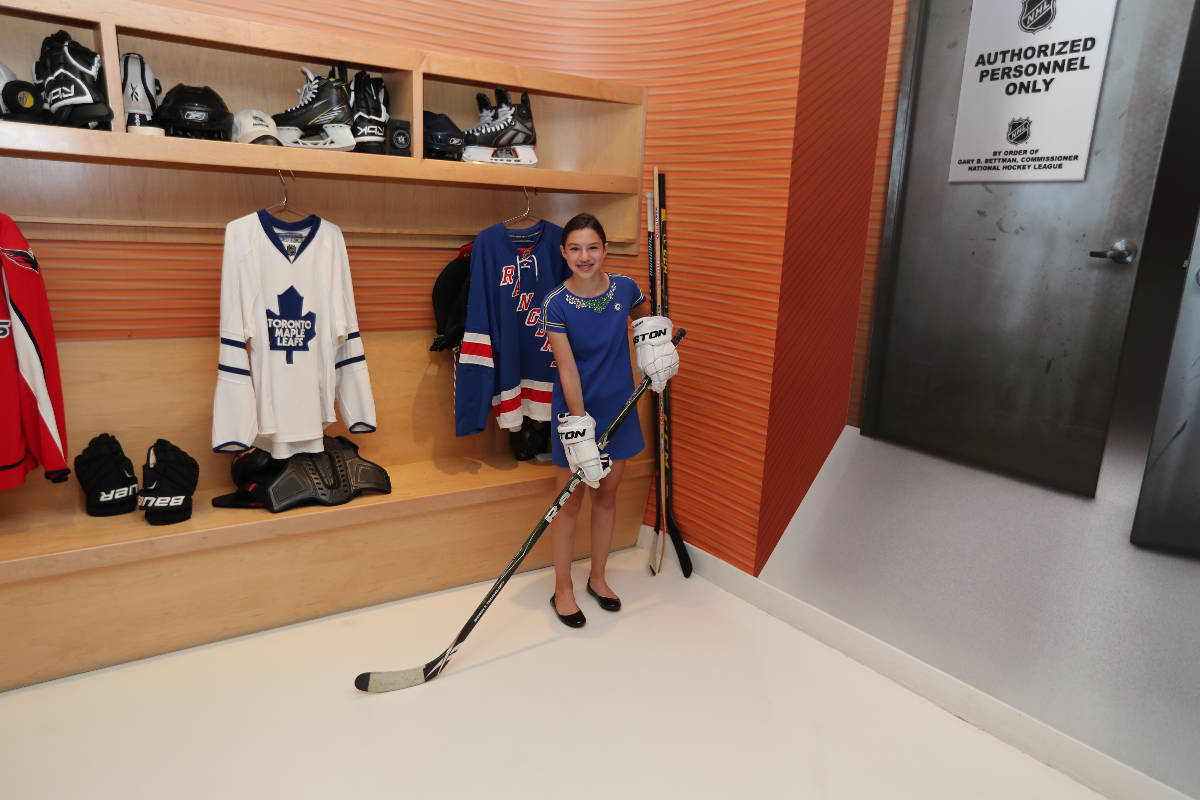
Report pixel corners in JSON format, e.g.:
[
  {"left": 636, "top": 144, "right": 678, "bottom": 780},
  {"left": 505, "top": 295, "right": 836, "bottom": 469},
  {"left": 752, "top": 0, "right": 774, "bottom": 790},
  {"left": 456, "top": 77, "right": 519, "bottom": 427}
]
[
  {"left": 33, "top": 29, "right": 113, "bottom": 129},
  {"left": 462, "top": 88, "right": 537, "bottom": 167},
  {"left": 273, "top": 66, "right": 355, "bottom": 151},
  {"left": 120, "top": 52, "right": 163, "bottom": 135}
]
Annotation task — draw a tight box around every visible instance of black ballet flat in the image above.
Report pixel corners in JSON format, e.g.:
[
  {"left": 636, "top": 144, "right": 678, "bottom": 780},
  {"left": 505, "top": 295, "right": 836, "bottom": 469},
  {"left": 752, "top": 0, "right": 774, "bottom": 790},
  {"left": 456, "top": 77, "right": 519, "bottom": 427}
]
[
  {"left": 551, "top": 594, "right": 586, "bottom": 628},
  {"left": 586, "top": 579, "right": 622, "bottom": 612}
]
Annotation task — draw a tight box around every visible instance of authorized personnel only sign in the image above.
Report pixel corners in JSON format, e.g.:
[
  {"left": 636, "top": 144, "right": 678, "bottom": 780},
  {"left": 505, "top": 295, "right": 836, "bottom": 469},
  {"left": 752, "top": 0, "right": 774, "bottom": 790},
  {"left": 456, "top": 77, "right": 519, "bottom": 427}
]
[{"left": 948, "top": 0, "right": 1116, "bottom": 182}]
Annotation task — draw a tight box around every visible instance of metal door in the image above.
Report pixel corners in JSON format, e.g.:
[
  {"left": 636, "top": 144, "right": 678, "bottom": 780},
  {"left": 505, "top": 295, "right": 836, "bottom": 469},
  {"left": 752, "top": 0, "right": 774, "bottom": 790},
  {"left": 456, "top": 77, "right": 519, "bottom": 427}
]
[
  {"left": 1132, "top": 213, "right": 1200, "bottom": 555},
  {"left": 862, "top": 0, "right": 1194, "bottom": 495}
]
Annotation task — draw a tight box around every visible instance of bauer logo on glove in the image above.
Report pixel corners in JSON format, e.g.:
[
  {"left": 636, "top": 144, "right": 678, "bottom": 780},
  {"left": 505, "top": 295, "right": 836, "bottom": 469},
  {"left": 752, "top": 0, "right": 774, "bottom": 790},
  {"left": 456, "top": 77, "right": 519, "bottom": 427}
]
[{"left": 631, "top": 315, "right": 680, "bottom": 394}]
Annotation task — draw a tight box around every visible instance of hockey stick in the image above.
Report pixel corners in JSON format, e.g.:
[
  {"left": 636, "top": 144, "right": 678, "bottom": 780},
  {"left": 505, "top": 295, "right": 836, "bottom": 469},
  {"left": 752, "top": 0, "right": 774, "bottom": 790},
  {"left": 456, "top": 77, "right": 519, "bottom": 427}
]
[
  {"left": 648, "top": 174, "right": 669, "bottom": 576},
  {"left": 355, "top": 330, "right": 686, "bottom": 694},
  {"left": 655, "top": 171, "right": 693, "bottom": 578},
  {"left": 647, "top": 192, "right": 665, "bottom": 560}
]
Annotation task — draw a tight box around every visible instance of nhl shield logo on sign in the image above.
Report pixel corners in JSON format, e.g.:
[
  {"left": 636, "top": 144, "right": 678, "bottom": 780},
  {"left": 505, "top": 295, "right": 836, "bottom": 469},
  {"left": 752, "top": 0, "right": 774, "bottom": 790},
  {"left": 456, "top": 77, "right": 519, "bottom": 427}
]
[
  {"left": 1019, "top": 0, "right": 1055, "bottom": 34},
  {"left": 1007, "top": 117, "right": 1032, "bottom": 146}
]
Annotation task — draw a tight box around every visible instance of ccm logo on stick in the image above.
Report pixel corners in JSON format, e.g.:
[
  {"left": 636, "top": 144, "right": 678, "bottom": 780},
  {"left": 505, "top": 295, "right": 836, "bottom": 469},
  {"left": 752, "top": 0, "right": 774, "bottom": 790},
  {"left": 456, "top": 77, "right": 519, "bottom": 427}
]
[
  {"left": 139, "top": 495, "right": 187, "bottom": 508},
  {"left": 100, "top": 484, "right": 138, "bottom": 501}
]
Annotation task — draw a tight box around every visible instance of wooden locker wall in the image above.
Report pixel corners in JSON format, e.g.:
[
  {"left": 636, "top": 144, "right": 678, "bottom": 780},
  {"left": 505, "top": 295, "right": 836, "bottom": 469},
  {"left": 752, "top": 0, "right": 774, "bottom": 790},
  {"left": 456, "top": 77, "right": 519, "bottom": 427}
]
[{"left": 29, "top": 0, "right": 903, "bottom": 574}]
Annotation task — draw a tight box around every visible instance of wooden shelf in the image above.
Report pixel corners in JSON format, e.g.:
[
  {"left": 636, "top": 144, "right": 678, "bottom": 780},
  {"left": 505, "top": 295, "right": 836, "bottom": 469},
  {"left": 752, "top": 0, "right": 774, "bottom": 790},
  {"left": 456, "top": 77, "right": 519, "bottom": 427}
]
[
  {"left": 0, "top": 454, "right": 653, "bottom": 585},
  {"left": 0, "top": 0, "right": 647, "bottom": 245},
  {"left": 0, "top": 120, "right": 638, "bottom": 194}
]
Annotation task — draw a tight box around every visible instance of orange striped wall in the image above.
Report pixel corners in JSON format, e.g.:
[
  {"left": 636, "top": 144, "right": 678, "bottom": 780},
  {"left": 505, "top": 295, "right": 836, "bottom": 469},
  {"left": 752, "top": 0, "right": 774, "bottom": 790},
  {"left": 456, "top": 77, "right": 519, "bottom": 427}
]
[
  {"left": 756, "top": 0, "right": 897, "bottom": 575},
  {"left": 29, "top": 0, "right": 904, "bottom": 574}
]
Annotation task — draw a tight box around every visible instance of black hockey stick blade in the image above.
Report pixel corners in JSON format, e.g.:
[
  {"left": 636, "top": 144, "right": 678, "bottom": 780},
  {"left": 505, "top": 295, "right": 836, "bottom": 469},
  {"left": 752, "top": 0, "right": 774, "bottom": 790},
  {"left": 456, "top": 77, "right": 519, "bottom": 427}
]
[
  {"left": 355, "top": 331, "right": 686, "bottom": 693},
  {"left": 665, "top": 506, "right": 693, "bottom": 577}
]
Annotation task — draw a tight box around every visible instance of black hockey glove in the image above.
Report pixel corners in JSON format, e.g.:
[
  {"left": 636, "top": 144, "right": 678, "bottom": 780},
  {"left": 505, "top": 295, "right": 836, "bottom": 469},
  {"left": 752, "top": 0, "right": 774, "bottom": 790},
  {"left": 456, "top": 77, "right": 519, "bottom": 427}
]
[
  {"left": 139, "top": 438, "right": 199, "bottom": 525},
  {"left": 73, "top": 433, "right": 139, "bottom": 516}
]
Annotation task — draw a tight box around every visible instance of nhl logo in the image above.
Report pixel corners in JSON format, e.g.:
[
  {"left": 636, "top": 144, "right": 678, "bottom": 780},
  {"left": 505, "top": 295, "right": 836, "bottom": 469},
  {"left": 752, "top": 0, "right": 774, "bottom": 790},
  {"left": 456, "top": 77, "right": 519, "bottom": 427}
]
[
  {"left": 1019, "top": 0, "right": 1055, "bottom": 34},
  {"left": 1007, "top": 117, "right": 1032, "bottom": 145}
]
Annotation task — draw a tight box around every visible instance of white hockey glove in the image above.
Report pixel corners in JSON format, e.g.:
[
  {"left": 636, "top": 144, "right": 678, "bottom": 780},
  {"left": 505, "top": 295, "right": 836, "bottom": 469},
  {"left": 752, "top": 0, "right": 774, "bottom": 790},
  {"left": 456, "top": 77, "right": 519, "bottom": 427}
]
[
  {"left": 631, "top": 315, "right": 679, "bottom": 394},
  {"left": 557, "top": 413, "right": 612, "bottom": 489}
]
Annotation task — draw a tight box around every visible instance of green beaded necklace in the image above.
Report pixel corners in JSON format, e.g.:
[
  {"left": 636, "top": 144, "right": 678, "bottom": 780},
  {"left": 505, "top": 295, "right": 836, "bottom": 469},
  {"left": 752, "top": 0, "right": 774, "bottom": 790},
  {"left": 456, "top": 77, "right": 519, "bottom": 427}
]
[{"left": 567, "top": 278, "right": 616, "bottom": 313}]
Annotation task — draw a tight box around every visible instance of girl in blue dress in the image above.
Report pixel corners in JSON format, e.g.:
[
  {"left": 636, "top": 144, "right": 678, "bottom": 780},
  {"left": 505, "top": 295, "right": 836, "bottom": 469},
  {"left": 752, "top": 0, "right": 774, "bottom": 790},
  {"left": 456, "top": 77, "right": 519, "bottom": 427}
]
[{"left": 542, "top": 213, "right": 678, "bottom": 627}]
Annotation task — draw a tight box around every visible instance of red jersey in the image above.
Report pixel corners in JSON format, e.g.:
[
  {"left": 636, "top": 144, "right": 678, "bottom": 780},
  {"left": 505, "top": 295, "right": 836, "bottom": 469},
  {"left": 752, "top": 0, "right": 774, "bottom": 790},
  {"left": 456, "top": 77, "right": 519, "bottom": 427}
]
[{"left": 1, "top": 213, "right": 69, "bottom": 489}]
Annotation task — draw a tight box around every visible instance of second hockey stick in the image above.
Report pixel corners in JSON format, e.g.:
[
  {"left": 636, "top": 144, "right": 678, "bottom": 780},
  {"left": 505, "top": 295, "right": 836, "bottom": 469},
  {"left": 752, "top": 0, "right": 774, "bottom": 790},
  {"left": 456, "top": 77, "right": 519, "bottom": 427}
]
[
  {"left": 355, "top": 330, "right": 686, "bottom": 694},
  {"left": 646, "top": 191, "right": 665, "bottom": 565},
  {"left": 653, "top": 171, "right": 693, "bottom": 578}
]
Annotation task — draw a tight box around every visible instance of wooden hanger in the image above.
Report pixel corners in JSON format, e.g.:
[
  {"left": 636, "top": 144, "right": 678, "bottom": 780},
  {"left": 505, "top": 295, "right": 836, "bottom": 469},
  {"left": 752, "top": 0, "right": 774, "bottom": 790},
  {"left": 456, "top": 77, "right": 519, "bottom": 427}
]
[
  {"left": 502, "top": 186, "right": 538, "bottom": 229},
  {"left": 265, "top": 170, "right": 312, "bottom": 219}
]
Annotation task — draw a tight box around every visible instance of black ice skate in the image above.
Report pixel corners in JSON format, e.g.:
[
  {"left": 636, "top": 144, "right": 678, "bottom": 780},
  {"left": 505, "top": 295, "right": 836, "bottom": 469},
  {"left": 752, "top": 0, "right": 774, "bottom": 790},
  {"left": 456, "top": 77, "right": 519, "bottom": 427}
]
[
  {"left": 33, "top": 30, "right": 113, "bottom": 129},
  {"left": 349, "top": 70, "right": 389, "bottom": 154},
  {"left": 462, "top": 87, "right": 537, "bottom": 167},
  {"left": 272, "top": 66, "right": 356, "bottom": 151}
]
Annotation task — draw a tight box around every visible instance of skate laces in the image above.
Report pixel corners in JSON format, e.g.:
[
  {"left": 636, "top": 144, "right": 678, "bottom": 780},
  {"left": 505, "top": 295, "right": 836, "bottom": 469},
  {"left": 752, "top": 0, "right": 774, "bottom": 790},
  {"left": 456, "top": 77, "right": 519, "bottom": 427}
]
[
  {"left": 471, "top": 105, "right": 516, "bottom": 135},
  {"left": 285, "top": 67, "right": 320, "bottom": 112},
  {"left": 467, "top": 104, "right": 510, "bottom": 134}
]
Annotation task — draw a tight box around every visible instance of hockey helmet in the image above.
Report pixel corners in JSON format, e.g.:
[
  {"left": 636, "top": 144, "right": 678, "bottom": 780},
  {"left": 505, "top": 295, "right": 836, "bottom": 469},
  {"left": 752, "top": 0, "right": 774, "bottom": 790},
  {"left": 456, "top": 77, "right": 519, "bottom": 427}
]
[
  {"left": 156, "top": 83, "right": 232, "bottom": 140},
  {"left": 423, "top": 110, "right": 465, "bottom": 160}
]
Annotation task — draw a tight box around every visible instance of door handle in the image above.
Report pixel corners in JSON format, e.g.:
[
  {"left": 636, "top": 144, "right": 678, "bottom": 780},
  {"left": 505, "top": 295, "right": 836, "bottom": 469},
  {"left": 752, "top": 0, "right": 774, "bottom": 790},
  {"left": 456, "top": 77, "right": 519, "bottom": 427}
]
[{"left": 1088, "top": 239, "right": 1138, "bottom": 264}]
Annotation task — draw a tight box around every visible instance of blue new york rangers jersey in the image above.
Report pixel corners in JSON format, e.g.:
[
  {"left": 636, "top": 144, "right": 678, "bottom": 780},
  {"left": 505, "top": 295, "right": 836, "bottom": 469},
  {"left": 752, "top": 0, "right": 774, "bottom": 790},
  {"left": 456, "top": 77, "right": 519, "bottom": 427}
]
[
  {"left": 455, "top": 221, "right": 568, "bottom": 436},
  {"left": 212, "top": 211, "right": 376, "bottom": 458}
]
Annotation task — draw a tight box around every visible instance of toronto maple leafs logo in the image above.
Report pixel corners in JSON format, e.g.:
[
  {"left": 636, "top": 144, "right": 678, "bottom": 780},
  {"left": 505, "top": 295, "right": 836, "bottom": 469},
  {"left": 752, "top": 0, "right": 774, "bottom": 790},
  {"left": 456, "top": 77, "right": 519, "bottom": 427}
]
[
  {"left": 0, "top": 247, "right": 39, "bottom": 273},
  {"left": 266, "top": 286, "right": 316, "bottom": 364}
]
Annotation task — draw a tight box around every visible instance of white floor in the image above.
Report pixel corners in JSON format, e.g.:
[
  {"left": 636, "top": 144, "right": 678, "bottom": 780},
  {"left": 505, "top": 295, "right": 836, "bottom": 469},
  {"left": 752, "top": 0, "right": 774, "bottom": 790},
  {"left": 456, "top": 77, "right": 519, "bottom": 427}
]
[{"left": 0, "top": 546, "right": 1105, "bottom": 799}]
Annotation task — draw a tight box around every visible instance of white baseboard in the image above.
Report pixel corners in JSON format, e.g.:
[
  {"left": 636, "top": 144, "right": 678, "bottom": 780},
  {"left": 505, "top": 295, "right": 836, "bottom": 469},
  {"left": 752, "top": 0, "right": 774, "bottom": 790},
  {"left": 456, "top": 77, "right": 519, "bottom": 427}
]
[{"left": 638, "top": 524, "right": 1194, "bottom": 800}]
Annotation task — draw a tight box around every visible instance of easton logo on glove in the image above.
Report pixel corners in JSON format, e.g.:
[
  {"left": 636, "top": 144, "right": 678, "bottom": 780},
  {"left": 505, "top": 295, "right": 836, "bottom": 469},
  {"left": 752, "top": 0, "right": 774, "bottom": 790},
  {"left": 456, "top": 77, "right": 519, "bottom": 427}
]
[{"left": 632, "top": 326, "right": 668, "bottom": 345}]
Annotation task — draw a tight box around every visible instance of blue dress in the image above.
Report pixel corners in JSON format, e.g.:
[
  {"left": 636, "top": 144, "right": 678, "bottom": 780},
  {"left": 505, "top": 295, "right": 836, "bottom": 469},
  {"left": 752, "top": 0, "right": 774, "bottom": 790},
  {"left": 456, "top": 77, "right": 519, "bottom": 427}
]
[{"left": 542, "top": 273, "right": 647, "bottom": 467}]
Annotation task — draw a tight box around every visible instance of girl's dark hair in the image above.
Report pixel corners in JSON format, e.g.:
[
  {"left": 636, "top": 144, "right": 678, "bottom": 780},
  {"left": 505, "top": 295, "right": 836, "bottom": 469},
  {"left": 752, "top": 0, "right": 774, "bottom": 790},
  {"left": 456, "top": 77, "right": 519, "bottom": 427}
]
[{"left": 561, "top": 213, "right": 607, "bottom": 247}]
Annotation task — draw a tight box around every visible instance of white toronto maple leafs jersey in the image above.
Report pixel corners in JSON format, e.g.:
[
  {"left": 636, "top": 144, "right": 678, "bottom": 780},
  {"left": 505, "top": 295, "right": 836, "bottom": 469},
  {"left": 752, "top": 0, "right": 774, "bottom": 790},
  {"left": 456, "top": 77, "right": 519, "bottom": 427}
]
[{"left": 212, "top": 211, "right": 376, "bottom": 458}]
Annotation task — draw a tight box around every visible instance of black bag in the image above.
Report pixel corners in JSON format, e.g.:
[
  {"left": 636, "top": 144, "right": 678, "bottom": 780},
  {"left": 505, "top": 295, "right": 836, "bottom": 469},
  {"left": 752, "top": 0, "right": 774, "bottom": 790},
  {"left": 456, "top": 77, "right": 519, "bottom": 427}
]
[{"left": 430, "top": 242, "right": 473, "bottom": 351}]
